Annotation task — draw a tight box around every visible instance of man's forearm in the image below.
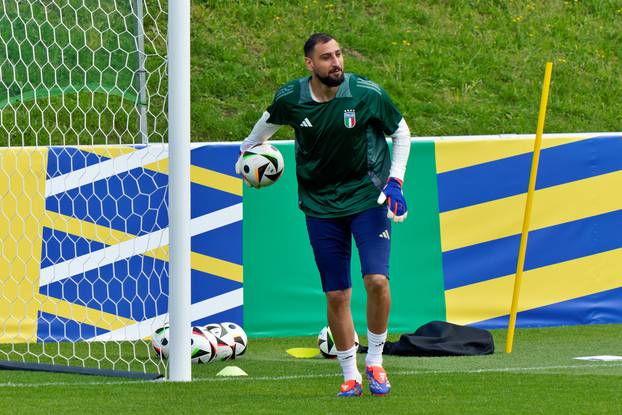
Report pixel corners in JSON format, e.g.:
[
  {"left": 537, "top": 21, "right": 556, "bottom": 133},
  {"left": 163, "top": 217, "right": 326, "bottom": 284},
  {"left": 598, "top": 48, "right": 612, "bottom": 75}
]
[
  {"left": 388, "top": 118, "right": 411, "bottom": 181},
  {"left": 240, "top": 111, "right": 281, "bottom": 152}
]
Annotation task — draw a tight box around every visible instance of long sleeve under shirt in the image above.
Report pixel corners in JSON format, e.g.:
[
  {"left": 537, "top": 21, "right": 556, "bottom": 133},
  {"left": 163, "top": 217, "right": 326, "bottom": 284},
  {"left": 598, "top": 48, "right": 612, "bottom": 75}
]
[{"left": 241, "top": 74, "right": 411, "bottom": 217}]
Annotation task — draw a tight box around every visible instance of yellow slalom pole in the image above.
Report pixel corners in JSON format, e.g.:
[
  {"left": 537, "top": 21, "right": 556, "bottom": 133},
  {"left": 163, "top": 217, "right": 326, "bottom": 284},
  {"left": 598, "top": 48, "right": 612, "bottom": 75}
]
[{"left": 505, "top": 62, "right": 553, "bottom": 353}]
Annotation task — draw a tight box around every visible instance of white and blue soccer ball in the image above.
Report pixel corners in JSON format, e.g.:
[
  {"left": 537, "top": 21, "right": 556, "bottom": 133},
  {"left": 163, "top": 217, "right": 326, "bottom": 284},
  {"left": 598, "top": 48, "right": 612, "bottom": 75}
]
[
  {"left": 190, "top": 326, "right": 218, "bottom": 364},
  {"left": 152, "top": 325, "right": 218, "bottom": 364},
  {"left": 204, "top": 322, "right": 248, "bottom": 359},
  {"left": 317, "top": 326, "right": 359, "bottom": 359},
  {"left": 202, "top": 323, "right": 235, "bottom": 361},
  {"left": 151, "top": 324, "right": 170, "bottom": 358},
  {"left": 240, "top": 144, "right": 284, "bottom": 188},
  {"left": 204, "top": 323, "right": 223, "bottom": 338}
]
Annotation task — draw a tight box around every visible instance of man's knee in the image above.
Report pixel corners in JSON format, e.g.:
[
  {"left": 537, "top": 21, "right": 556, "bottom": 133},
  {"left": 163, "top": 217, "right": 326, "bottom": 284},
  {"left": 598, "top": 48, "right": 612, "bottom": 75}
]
[
  {"left": 364, "top": 274, "right": 389, "bottom": 294},
  {"left": 325, "top": 289, "right": 351, "bottom": 306}
]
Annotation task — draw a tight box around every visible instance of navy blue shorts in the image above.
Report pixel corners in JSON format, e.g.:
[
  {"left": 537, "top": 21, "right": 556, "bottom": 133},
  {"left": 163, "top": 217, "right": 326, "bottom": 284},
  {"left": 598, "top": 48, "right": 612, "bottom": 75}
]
[{"left": 305, "top": 205, "right": 391, "bottom": 292}]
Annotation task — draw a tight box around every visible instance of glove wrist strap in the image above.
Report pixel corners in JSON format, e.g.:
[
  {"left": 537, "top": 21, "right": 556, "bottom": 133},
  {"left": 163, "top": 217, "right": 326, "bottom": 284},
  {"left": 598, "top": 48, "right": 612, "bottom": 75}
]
[{"left": 388, "top": 177, "right": 403, "bottom": 187}]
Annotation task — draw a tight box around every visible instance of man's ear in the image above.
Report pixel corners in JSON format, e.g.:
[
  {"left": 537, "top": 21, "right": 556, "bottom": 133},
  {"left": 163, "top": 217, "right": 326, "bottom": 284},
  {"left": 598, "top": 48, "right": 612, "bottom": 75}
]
[{"left": 304, "top": 56, "right": 313, "bottom": 72}]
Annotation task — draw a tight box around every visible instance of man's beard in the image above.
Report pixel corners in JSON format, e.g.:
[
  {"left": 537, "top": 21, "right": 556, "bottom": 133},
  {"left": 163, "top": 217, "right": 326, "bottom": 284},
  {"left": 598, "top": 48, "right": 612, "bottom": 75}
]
[{"left": 316, "top": 70, "right": 345, "bottom": 87}]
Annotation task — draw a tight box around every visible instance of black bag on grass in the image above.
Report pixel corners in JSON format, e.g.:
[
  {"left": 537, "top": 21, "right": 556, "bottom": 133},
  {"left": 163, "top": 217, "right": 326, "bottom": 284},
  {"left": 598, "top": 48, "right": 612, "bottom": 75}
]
[{"left": 359, "top": 321, "right": 494, "bottom": 357}]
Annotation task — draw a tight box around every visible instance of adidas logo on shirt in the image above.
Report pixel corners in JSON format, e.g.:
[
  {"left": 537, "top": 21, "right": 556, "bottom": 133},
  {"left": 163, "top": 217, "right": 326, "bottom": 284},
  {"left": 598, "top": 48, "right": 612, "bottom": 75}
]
[
  {"left": 379, "top": 230, "right": 390, "bottom": 239},
  {"left": 300, "top": 118, "right": 313, "bottom": 127}
]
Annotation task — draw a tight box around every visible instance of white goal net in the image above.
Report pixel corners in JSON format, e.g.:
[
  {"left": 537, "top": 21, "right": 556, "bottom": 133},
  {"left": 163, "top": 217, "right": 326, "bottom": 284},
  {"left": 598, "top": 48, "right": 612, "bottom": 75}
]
[{"left": 0, "top": 0, "right": 171, "bottom": 377}]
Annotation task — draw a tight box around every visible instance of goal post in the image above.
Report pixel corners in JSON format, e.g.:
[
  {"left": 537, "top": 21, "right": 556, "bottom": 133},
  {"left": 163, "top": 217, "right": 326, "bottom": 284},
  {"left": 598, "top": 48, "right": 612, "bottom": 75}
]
[
  {"left": 0, "top": 0, "right": 192, "bottom": 381},
  {"left": 167, "top": 0, "right": 192, "bottom": 382}
]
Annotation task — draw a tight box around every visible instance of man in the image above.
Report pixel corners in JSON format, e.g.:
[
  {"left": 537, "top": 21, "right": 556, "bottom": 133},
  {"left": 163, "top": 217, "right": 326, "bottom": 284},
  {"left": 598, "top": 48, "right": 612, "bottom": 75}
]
[{"left": 236, "top": 33, "right": 411, "bottom": 397}]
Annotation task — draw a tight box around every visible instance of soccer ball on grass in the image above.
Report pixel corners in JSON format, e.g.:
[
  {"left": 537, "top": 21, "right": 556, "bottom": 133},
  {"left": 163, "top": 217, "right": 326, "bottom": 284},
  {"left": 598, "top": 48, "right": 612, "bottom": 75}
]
[
  {"left": 190, "top": 326, "right": 218, "bottom": 364},
  {"left": 151, "top": 325, "right": 218, "bottom": 364},
  {"left": 205, "top": 322, "right": 248, "bottom": 358},
  {"left": 151, "top": 324, "right": 170, "bottom": 358},
  {"left": 317, "top": 326, "right": 359, "bottom": 359}
]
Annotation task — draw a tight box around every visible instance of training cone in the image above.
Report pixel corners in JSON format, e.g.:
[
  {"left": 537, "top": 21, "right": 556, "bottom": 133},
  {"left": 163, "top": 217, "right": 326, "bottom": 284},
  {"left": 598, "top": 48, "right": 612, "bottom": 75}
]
[
  {"left": 216, "top": 366, "right": 248, "bottom": 377},
  {"left": 286, "top": 348, "right": 320, "bottom": 359}
]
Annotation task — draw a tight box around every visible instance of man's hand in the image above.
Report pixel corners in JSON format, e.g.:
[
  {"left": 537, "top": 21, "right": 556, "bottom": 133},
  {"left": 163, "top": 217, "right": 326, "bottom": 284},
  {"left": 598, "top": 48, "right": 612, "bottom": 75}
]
[
  {"left": 377, "top": 177, "right": 408, "bottom": 222},
  {"left": 235, "top": 152, "right": 253, "bottom": 187},
  {"left": 235, "top": 152, "right": 244, "bottom": 175}
]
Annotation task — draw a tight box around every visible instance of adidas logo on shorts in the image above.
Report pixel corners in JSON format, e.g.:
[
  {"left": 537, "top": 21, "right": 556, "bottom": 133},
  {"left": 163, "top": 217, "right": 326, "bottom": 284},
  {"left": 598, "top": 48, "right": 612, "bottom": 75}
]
[
  {"left": 378, "top": 230, "right": 390, "bottom": 239},
  {"left": 300, "top": 118, "right": 313, "bottom": 127}
]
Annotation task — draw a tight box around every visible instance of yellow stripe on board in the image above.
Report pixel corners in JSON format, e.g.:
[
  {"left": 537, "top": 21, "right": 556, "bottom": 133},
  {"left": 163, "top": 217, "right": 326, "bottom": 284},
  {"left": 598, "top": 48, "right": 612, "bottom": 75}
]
[
  {"left": 142, "top": 157, "right": 168, "bottom": 176},
  {"left": 445, "top": 247, "right": 622, "bottom": 325},
  {"left": 440, "top": 170, "right": 622, "bottom": 252},
  {"left": 143, "top": 246, "right": 243, "bottom": 283},
  {"left": 191, "top": 251, "right": 243, "bottom": 283},
  {"left": 37, "top": 294, "right": 136, "bottom": 332},
  {"left": 40, "top": 214, "right": 243, "bottom": 284},
  {"left": 435, "top": 136, "right": 586, "bottom": 174},
  {"left": 78, "top": 146, "right": 138, "bottom": 159},
  {"left": 74, "top": 148, "right": 243, "bottom": 196},
  {"left": 41, "top": 210, "right": 136, "bottom": 245},
  {"left": 143, "top": 158, "right": 242, "bottom": 196},
  {"left": 145, "top": 246, "right": 169, "bottom": 263},
  {"left": 190, "top": 165, "right": 243, "bottom": 196},
  {"left": 0, "top": 148, "right": 48, "bottom": 343}
]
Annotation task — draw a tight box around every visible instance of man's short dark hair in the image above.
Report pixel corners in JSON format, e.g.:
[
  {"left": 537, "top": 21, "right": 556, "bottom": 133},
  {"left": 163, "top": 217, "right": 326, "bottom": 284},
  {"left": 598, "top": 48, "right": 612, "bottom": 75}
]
[{"left": 304, "top": 33, "right": 336, "bottom": 57}]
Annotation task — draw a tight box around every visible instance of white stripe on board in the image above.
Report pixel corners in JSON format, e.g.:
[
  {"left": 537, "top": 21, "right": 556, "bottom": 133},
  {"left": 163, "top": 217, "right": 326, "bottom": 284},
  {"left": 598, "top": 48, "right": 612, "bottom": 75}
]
[
  {"left": 86, "top": 288, "right": 243, "bottom": 341},
  {"left": 186, "top": 202, "right": 243, "bottom": 236},
  {"left": 45, "top": 146, "right": 169, "bottom": 197},
  {"left": 38, "top": 228, "right": 167, "bottom": 287},
  {"left": 39, "top": 203, "right": 243, "bottom": 287}
]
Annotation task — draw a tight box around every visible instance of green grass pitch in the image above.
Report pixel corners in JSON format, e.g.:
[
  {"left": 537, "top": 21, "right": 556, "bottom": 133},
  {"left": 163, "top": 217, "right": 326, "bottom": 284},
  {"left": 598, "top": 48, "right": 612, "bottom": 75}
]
[{"left": 1, "top": 324, "right": 621, "bottom": 414}]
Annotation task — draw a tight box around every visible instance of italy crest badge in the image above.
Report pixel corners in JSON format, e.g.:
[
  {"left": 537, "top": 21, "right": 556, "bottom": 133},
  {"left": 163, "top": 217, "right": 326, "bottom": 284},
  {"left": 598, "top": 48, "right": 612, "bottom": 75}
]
[{"left": 344, "top": 109, "right": 356, "bottom": 128}]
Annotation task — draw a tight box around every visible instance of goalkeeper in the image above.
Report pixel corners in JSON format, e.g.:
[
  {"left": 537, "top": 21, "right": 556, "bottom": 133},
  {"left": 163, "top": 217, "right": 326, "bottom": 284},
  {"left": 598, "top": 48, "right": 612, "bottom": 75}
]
[{"left": 236, "top": 33, "right": 411, "bottom": 397}]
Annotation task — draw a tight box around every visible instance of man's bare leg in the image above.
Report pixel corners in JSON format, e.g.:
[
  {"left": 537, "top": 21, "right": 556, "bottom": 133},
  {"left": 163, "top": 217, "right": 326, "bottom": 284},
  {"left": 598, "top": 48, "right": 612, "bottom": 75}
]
[
  {"left": 326, "top": 288, "right": 361, "bottom": 387},
  {"left": 364, "top": 274, "right": 390, "bottom": 334},
  {"left": 363, "top": 274, "right": 392, "bottom": 395}
]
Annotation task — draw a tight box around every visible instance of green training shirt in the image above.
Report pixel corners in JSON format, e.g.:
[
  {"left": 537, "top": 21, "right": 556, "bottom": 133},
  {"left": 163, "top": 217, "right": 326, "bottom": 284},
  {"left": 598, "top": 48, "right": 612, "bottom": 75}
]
[{"left": 266, "top": 73, "right": 403, "bottom": 218}]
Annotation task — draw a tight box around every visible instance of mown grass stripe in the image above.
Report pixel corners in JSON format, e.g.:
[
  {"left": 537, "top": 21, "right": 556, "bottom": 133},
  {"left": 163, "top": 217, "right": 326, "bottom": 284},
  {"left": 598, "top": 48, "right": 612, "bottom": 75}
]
[
  {"left": 438, "top": 136, "right": 622, "bottom": 213},
  {"left": 2, "top": 362, "right": 622, "bottom": 388}
]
